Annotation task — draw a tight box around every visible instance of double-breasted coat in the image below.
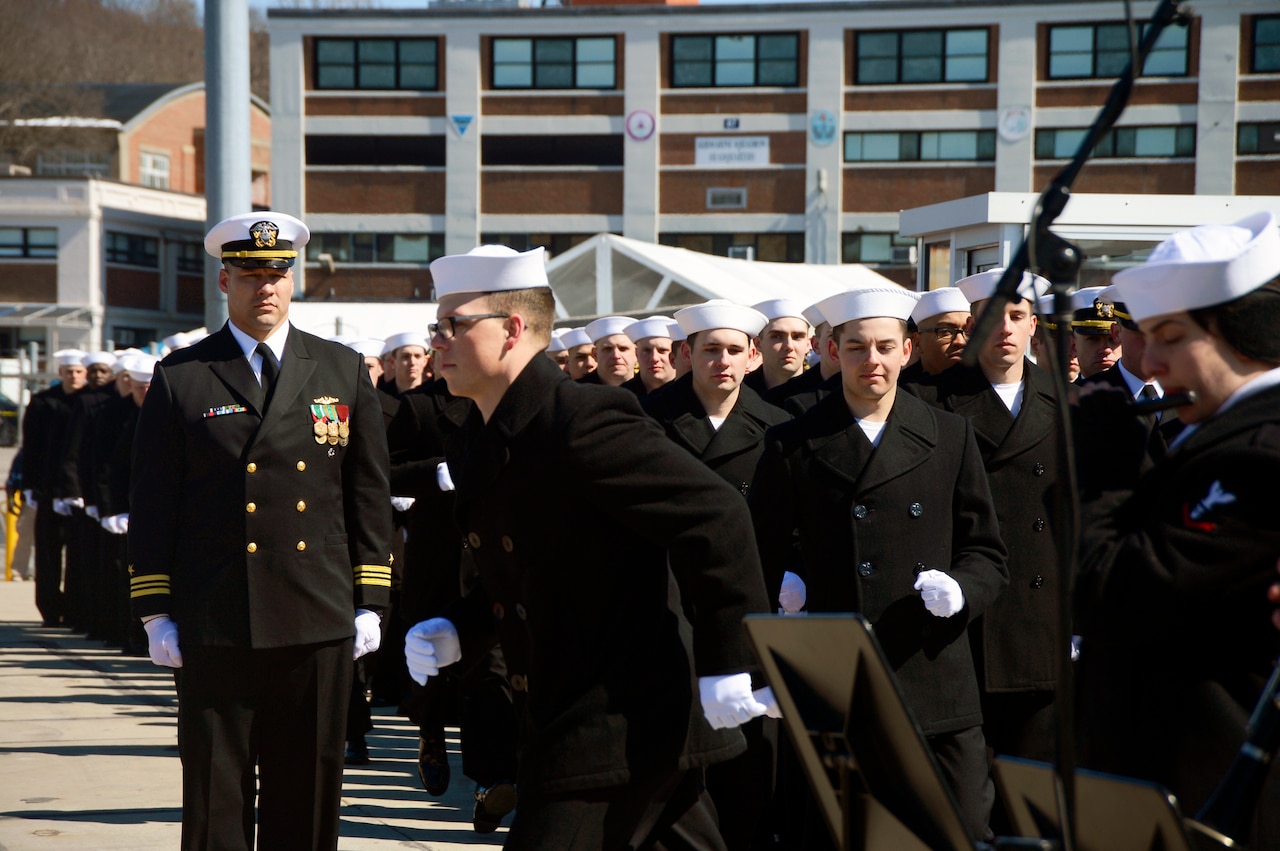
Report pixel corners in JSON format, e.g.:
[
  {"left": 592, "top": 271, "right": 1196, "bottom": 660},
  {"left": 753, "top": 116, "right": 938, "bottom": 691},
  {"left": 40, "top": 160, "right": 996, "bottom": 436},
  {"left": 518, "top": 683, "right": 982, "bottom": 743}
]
[
  {"left": 442, "top": 354, "right": 769, "bottom": 796},
  {"left": 128, "top": 323, "right": 393, "bottom": 647},
  {"left": 750, "top": 389, "right": 1009, "bottom": 736},
  {"left": 641, "top": 373, "right": 791, "bottom": 498},
  {"left": 1076, "top": 381, "right": 1280, "bottom": 836}
]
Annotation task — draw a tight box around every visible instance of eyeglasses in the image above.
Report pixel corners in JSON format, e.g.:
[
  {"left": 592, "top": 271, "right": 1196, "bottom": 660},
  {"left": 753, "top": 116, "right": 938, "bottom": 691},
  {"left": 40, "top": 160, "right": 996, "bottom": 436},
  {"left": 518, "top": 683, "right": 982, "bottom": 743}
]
[
  {"left": 429, "top": 313, "right": 510, "bottom": 341},
  {"left": 919, "top": 326, "right": 968, "bottom": 342}
]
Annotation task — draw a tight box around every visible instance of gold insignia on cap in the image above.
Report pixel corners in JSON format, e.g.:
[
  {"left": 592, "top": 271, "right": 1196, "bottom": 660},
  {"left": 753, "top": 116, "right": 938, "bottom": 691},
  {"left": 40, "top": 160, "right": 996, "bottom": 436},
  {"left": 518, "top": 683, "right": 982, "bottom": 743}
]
[
  {"left": 1093, "top": 299, "right": 1114, "bottom": 319},
  {"left": 313, "top": 395, "right": 339, "bottom": 404},
  {"left": 250, "top": 221, "right": 279, "bottom": 249}
]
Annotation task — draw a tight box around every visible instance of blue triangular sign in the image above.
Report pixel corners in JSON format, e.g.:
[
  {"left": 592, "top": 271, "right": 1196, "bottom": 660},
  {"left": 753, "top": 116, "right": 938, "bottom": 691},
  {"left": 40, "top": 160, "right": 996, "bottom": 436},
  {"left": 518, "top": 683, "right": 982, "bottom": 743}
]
[{"left": 451, "top": 115, "right": 473, "bottom": 136}]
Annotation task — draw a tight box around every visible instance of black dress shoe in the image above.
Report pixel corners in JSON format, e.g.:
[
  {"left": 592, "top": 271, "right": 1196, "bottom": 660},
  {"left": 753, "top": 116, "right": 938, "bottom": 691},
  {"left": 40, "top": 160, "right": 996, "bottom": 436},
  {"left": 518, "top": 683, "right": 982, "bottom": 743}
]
[
  {"left": 472, "top": 781, "right": 517, "bottom": 834},
  {"left": 344, "top": 739, "right": 370, "bottom": 766},
  {"left": 417, "top": 734, "right": 450, "bottom": 796}
]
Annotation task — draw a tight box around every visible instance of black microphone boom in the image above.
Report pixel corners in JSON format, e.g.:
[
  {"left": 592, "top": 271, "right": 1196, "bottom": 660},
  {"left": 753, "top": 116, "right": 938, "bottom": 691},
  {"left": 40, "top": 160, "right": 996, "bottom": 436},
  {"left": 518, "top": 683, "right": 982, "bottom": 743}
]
[{"left": 1127, "top": 391, "right": 1196, "bottom": 416}]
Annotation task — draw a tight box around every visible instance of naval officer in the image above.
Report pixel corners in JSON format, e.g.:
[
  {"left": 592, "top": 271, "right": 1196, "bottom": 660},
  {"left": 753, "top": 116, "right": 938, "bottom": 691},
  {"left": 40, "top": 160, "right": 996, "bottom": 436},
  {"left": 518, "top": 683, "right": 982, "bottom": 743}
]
[{"left": 128, "top": 211, "right": 393, "bottom": 851}]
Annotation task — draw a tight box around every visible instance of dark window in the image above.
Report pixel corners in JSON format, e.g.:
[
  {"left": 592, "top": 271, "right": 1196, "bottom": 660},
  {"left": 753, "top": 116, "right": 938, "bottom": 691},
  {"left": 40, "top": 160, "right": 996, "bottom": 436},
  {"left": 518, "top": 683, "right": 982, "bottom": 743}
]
[
  {"left": 176, "top": 242, "right": 203, "bottom": 273},
  {"left": 113, "top": 327, "right": 157, "bottom": 347},
  {"left": 315, "top": 38, "right": 438, "bottom": 90},
  {"left": 0, "top": 227, "right": 57, "bottom": 258},
  {"left": 844, "top": 130, "right": 996, "bottom": 162},
  {"left": 670, "top": 33, "right": 800, "bottom": 88},
  {"left": 1047, "top": 22, "right": 1188, "bottom": 79},
  {"left": 1238, "top": 122, "right": 1280, "bottom": 154},
  {"left": 856, "top": 28, "right": 988, "bottom": 84},
  {"left": 1035, "top": 125, "right": 1195, "bottom": 159},
  {"left": 658, "top": 232, "right": 805, "bottom": 263},
  {"left": 306, "top": 135, "right": 446, "bottom": 167},
  {"left": 482, "top": 135, "right": 624, "bottom": 166},
  {"left": 842, "top": 233, "right": 916, "bottom": 265},
  {"left": 105, "top": 232, "right": 159, "bottom": 268},
  {"left": 492, "top": 37, "right": 616, "bottom": 89},
  {"left": 1255, "top": 16, "right": 1280, "bottom": 73},
  {"left": 480, "top": 234, "right": 596, "bottom": 257},
  {"left": 306, "top": 233, "right": 444, "bottom": 265}
]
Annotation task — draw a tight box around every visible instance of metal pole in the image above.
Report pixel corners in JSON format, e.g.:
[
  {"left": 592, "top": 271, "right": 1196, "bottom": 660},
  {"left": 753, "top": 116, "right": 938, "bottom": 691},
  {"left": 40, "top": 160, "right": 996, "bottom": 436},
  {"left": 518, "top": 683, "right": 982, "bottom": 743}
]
[{"left": 204, "top": 0, "right": 252, "bottom": 332}]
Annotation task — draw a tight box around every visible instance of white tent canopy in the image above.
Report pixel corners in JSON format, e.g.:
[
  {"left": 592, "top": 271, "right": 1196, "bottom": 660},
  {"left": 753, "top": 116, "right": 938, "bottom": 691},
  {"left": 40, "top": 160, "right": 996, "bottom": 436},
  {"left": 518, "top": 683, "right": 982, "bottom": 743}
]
[{"left": 547, "top": 234, "right": 899, "bottom": 321}]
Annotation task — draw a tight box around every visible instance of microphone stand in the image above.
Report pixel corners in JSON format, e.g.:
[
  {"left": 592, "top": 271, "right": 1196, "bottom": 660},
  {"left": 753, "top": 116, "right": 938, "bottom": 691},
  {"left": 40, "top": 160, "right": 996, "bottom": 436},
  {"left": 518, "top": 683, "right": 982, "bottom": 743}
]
[{"left": 959, "top": 3, "right": 1189, "bottom": 849}]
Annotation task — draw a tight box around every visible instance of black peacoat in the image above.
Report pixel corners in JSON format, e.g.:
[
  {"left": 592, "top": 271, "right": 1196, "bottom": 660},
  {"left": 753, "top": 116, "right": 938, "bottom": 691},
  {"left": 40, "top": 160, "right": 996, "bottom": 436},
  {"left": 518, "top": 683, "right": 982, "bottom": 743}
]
[
  {"left": 128, "top": 323, "right": 393, "bottom": 648},
  {"left": 442, "top": 354, "right": 769, "bottom": 796},
  {"left": 750, "top": 389, "right": 1009, "bottom": 735},
  {"left": 641, "top": 373, "right": 791, "bottom": 498}
]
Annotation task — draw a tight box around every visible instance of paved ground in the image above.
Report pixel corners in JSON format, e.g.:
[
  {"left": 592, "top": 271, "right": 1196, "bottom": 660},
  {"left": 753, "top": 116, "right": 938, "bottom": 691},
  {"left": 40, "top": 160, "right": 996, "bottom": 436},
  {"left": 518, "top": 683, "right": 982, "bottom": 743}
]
[{"left": 0, "top": 578, "right": 506, "bottom": 850}]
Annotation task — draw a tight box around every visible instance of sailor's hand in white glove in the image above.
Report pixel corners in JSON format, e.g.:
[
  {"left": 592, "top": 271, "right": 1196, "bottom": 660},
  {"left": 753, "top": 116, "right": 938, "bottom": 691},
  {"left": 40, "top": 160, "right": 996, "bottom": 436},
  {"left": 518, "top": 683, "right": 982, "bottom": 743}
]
[
  {"left": 52, "top": 498, "right": 72, "bottom": 516},
  {"left": 390, "top": 496, "right": 416, "bottom": 512},
  {"left": 405, "top": 617, "right": 461, "bottom": 685},
  {"left": 85, "top": 505, "right": 99, "bottom": 520},
  {"left": 67, "top": 497, "right": 84, "bottom": 511},
  {"left": 436, "top": 461, "right": 455, "bottom": 492},
  {"left": 101, "top": 513, "right": 129, "bottom": 534},
  {"left": 142, "top": 615, "right": 183, "bottom": 668},
  {"left": 699, "top": 672, "right": 769, "bottom": 729},
  {"left": 353, "top": 609, "right": 381, "bottom": 660},
  {"left": 778, "top": 571, "right": 806, "bottom": 614},
  {"left": 914, "top": 569, "right": 965, "bottom": 618}
]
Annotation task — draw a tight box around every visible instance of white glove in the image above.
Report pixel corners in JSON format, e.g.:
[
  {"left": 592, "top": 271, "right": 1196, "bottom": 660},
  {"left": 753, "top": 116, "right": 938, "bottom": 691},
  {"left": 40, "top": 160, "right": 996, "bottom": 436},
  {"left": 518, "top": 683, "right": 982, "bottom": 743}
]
[
  {"left": 1070, "top": 635, "right": 1082, "bottom": 662},
  {"left": 699, "top": 672, "right": 769, "bottom": 730},
  {"left": 353, "top": 609, "right": 381, "bottom": 660},
  {"left": 914, "top": 569, "right": 965, "bottom": 618},
  {"left": 778, "top": 571, "right": 807, "bottom": 614},
  {"left": 436, "top": 461, "right": 455, "bottom": 492},
  {"left": 67, "top": 497, "right": 85, "bottom": 511},
  {"left": 390, "top": 496, "right": 416, "bottom": 512},
  {"left": 142, "top": 616, "right": 183, "bottom": 668},
  {"left": 754, "top": 686, "right": 783, "bottom": 719},
  {"left": 85, "top": 505, "right": 99, "bottom": 520},
  {"left": 22, "top": 489, "right": 34, "bottom": 509},
  {"left": 405, "top": 617, "right": 461, "bottom": 685},
  {"left": 52, "top": 498, "right": 72, "bottom": 516},
  {"left": 101, "top": 514, "right": 128, "bottom": 534}
]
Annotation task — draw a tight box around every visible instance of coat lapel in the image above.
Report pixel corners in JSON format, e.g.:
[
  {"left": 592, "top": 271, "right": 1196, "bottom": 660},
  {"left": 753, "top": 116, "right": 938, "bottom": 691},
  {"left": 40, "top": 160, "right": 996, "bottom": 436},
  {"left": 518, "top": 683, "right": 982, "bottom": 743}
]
[
  {"left": 206, "top": 325, "right": 267, "bottom": 415},
  {"left": 988, "top": 363, "right": 1056, "bottom": 465},
  {"left": 853, "top": 391, "right": 937, "bottom": 493},
  {"left": 252, "top": 326, "right": 317, "bottom": 447}
]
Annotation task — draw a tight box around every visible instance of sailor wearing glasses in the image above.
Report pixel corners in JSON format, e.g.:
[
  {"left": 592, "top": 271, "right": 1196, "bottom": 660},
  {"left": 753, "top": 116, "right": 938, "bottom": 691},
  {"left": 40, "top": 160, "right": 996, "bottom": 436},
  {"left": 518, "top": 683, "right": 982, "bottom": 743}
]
[{"left": 900, "top": 286, "right": 972, "bottom": 384}]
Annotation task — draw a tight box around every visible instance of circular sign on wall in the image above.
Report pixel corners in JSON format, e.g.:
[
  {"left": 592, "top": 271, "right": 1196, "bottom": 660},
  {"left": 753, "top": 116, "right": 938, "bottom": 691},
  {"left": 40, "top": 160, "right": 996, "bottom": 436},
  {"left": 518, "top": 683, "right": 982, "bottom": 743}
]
[
  {"left": 625, "top": 109, "right": 656, "bottom": 142},
  {"left": 997, "top": 106, "right": 1033, "bottom": 143}
]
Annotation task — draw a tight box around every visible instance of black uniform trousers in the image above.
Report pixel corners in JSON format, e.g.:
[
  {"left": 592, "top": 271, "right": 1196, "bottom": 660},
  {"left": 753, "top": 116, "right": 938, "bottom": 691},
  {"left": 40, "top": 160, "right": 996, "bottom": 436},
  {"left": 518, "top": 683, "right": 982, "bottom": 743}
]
[
  {"left": 33, "top": 507, "right": 64, "bottom": 625},
  {"left": 505, "top": 768, "right": 726, "bottom": 851},
  {"left": 175, "top": 638, "right": 352, "bottom": 851}
]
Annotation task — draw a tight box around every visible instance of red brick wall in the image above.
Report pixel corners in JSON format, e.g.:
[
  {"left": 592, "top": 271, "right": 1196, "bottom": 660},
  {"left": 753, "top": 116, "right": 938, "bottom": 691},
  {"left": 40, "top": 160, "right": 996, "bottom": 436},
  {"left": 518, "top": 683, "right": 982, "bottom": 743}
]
[
  {"left": 483, "top": 95, "right": 625, "bottom": 116},
  {"left": 306, "top": 171, "right": 446, "bottom": 214},
  {"left": 306, "top": 96, "right": 446, "bottom": 117},
  {"left": 482, "top": 171, "right": 623, "bottom": 215},
  {"left": 659, "top": 169, "right": 805, "bottom": 214},
  {"left": 176, "top": 273, "right": 203, "bottom": 315},
  {"left": 124, "top": 89, "right": 204, "bottom": 194},
  {"left": 0, "top": 264, "right": 57, "bottom": 302},
  {"left": 1236, "top": 160, "right": 1280, "bottom": 193},
  {"left": 661, "top": 92, "right": 807, "bottom": 115},
  {"left": 301, "top": 267, "right": 432, "bottom": 300},
  {"left": 1033, "top": 162, "right": 1195, "bottom": 194},
  {"left": 1036, "top": 81, "right": 1198, "bottom": 108},
  {"left": 106, "top": 268, "right": 161, "bottom": 310},
  {"left": 843, "top": 167, "right": 995, "bottom": 211}
]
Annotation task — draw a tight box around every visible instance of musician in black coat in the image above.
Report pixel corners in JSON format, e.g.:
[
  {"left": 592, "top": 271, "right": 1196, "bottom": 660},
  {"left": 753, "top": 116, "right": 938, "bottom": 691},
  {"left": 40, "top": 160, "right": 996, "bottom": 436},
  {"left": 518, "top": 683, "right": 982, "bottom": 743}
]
[
  {"left": 1076, "top": 212, "right": 1280, "bottom": 846},
  {"left": 128, "top": 212, "right": 393, "bottom": 851},
  {"left": 404, "top": 245, "right": 774, "bottom": 850},
  {"left": 751, "top": 286, "right": 1008, "bottom": 842}
]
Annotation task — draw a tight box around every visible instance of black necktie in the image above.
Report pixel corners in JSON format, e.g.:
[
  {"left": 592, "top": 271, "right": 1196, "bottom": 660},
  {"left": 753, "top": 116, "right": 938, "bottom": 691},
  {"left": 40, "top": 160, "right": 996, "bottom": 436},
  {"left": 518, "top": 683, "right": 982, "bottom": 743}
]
[
  {"left": 1139, "top": 383, "right": 1160, "bottom": 424},
  {"left": 256, "top": 343, "right": 279, "bottom": 408}
]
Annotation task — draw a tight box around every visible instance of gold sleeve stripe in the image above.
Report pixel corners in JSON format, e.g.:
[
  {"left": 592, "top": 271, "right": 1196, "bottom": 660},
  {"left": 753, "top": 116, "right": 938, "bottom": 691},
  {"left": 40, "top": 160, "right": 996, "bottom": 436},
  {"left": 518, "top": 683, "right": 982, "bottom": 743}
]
[
  {"left": 130, "top": 575, "right": 171, "bottom": 598},
  {"left": 353, "top": 564, "right": 393, "bottom": 586}
]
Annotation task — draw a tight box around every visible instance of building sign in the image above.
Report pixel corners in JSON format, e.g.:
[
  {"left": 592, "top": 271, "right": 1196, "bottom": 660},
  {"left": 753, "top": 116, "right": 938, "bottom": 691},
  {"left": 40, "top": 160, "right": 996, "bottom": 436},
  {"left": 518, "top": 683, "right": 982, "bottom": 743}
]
[{"left": 695, "top": 136, "right": 770, "bottom": 168}]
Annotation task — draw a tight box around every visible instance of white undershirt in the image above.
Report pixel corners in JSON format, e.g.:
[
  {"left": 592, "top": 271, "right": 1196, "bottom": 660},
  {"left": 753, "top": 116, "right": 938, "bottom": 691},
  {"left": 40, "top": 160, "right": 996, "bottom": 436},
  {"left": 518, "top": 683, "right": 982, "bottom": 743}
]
[
  {"left": 856, "top": 418, "right": 888, "bottom": 446},
  {"left": 226, "top": 320, "right": 290, "bottom": 385},
  {"left": 992, "top": 381, "right": 1024, "bottom": 417},
  {"left": 707, "top": 415, "right": 727, "bottom": 432}
]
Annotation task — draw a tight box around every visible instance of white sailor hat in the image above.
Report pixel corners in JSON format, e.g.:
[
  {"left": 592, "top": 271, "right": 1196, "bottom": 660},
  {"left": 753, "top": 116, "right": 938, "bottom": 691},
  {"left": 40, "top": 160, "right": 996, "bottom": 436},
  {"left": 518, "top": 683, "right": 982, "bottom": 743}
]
[
  {"left": 1069, "top": 286, "right": 1115, "bottom": 335},
  {"left": 122, "top": 353, "right": 159, "bottom": 384},
  {"left": 383, "top": 331, "right": 430, "bottom": 354},
  {"left": 1036, "top": 294, "right": 1064, "bottom": 331},
  {"left": 185, "top": 327, "right": 209, "bottom": 344},
  {"left": 956, "top": 268, "right": 1051, "bottom": 304},
  {"left": 910, "top": 288, "right": 972, "bottom": 325},
  {"left": 817, "top": 287, "right": 920, "bottom": 327},
  {"left": 625, "top": 315, "right": 676, "bottom": 343},
  {"left": 429, "top": 245, "right": 549, "bottom": 299},
  {"left": 668, "top": 322, "right": 687, "bottom": 343},
  {"left": 346, "top": 338, "right": 386, "bottom": 359},
  {"left": 585, "top": 316, "right": 634, "bottom": 343},
  {"left": 752, "top": 298, "right": 810, "bottom": 325},
  {"left": 205, "top": 211, "right": 308, "bottom": 269},
  {"left": 54, "top": 349, "right": 87, "bottom": 368},
  {"left": 1110, "top": 211, "right": 1280, "bottom": 323},
  {"left": 559, "top": 327, "right": 592, "bottom": 348},
  {"left": 674, "top": 300, "right": 769, "bottom": 337},
  {"left": 802, "top": 302, "right": 826, "bottom": 327},
  {"left": 546, "top": 329, "right": 569, "bottom": 353},
  {"left": 162, "top": 332, "right": 190, "bottom": 351},
  {"left": 82, "top": 350, "right": 115, "bottom": 368}
]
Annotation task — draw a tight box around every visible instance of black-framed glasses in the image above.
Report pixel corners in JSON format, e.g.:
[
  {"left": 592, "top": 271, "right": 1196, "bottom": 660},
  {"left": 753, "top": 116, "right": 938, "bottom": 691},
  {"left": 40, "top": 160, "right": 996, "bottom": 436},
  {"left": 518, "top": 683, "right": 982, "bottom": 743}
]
[
  {"left": 919, "top": 325, "right": 968, "bottom": 342},
  {"left": 429, "top": 313, "right": 511, "bottom": 341}
]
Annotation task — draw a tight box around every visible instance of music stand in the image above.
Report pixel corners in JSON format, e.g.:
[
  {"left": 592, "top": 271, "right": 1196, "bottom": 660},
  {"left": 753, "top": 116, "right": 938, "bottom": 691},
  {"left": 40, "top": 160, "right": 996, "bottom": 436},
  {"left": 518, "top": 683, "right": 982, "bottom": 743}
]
[
  {"left": 743, "top": 613, "right": 977, "bottom": 851},
  {"left": 992, "top": 757, "right": 1195, "bottom": 851}
]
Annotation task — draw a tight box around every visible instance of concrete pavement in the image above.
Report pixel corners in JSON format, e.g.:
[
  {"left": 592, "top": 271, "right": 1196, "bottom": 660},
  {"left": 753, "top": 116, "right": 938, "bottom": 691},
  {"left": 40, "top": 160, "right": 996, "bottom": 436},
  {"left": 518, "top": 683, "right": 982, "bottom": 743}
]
[{"left": 0, "top": 578, "right": 506, "bottom": 850}]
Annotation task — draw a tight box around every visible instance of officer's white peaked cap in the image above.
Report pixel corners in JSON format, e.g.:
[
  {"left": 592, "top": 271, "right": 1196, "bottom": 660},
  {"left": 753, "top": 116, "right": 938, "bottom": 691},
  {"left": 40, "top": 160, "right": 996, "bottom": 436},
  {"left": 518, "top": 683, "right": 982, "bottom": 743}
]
[
  {"left": 674, "top": 300, "right": 768, "bottom": 337},
  {"left": 818, "top": 287, "right": 920, "bottom": 327},
  {"left": 1110, "top": 211, "right": 1280, "bottom": 323},
  {"left": 430, "top": 245, "right": 549, "bottom": 299},
  {"left": 206, "top": 211, "right": 308, "bottom": 268}
]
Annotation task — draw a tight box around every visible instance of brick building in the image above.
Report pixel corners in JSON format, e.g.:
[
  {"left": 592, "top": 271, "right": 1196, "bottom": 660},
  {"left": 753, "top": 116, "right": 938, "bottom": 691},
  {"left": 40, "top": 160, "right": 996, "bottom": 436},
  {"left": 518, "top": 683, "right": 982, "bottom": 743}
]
[{"left": 266, "top": 0, "right": 1279, "bottom": 303}]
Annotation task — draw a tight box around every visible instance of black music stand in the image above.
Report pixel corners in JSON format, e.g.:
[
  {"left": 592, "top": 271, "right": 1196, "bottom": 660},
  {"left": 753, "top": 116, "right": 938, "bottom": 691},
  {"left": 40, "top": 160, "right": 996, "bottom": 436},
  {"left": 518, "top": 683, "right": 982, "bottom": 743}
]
[
  {"left": 992, "top": 757, "right": 1196, "bottom": 851},
  {"left": 743, "top": 613, "right": 977, "bottom": 851}
]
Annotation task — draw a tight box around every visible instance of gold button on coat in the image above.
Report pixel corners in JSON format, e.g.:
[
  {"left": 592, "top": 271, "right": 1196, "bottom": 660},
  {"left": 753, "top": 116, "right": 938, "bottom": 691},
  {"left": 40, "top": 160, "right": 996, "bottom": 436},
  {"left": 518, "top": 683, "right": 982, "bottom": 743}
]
[
  {"left": 296, "top": 541, "right": 306, "bottom": 551},
  {"left": 296, "top": 461, "right": 306, "bottom": 472},
  {"left": 246, "top": 462, "right": 257, "bottom": 473},
  {"left": 246, "top": 542, "right": 257, "bottom": 553},
  {"left": 501, "top": 535, "right": 514, "bottom": 552},
  {"left": 468, "top": 532, "right": 482, "bottom": 548},
  {"left": 296, "top": 501, "right": 306, "bottom": 512},
  {"left": 246, "top": 502, "right": 256, "bottom": 513},
  {"left": 510, "top": 674, "right": 527, "bottom": 692}
]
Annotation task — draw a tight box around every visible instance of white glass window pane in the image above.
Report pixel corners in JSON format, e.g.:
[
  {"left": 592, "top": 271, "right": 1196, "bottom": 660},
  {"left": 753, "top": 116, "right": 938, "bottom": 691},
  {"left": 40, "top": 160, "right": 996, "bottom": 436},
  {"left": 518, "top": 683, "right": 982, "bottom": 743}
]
[
  {"left": 1050, "top": 54, "right": 1092, "bottom": 78},
  {"left": 946, "top": 56, "right": 987, "bottom": 81},
  {"left": 577, "top": 64, "right": 614, "bottom": 88},
  {"left": 936, "top": 131, "right": 978, "bottom": 159},
  {"left": 0, "top": 228, "right": 20, "bottom": 257},
  {"left": 862, "top": 133, "right": 900, "bottom": 160},
  {"left": 844, "top": 135, "right": 863, "bottom": 161},
  {"left": 360, "top": 65, "right": 395, "bottom": 88},
  {"left": 393, "top": 235, "right": 431, "bottom": 263},
  {"left": 1053, "top": 128, "right": 1087, "bottom": 158},
  {"left": 1133, "top": 126, "right": 1176, "bottom": 156},
  {"left": 576, "top": 38, "right": 615, "bottom": 62},
  {"left": 1050, "top": 27, "right": 1092, "bottom": 52},
  {"left": 860, "top": 235, "right": 893, "bottom": 263},
  {"left": 1143, "top": 48, "right": 1185, "bottom": 75},
  {"left": 28, "top": 228, "right": 56, "bottom": 248},
  {"left": 716, "top": 60, "right": 755, "bottom": 86},
  {"left": 493, "top": 65, "right": 533, "bottom": 87},
  {"left": 716, "top": 36, "right": 755, "bottom": 61},
  {"left": 317, "top": 67, "right": 355, "bottom": 89},
  {"left": 919, "top": 132, "right": 940, "bottom": 160},
  {"left": 947, "top": 30, "right": 987, "bottom": 56},
  {"left": 493, "top": 40, "right": 532, "bottom": 63},
  {"left": 1153, "top": 24, "right": 1187, "bottom": 48}
]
